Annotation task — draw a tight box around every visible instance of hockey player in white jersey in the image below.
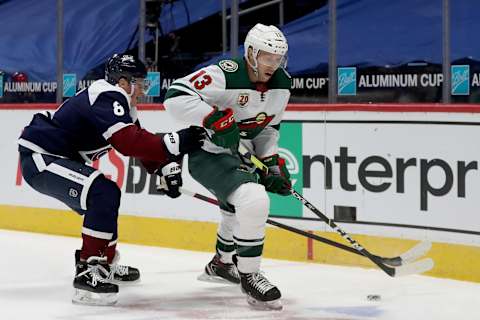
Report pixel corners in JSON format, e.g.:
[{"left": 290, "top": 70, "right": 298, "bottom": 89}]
[{"left": 164, "top": 23, "right": 291, "bottom": 310}]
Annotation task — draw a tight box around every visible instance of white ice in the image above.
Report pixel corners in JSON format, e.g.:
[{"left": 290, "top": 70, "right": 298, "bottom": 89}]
[{"left": 1, "top": 229, "right": 479, "bottom": 320}]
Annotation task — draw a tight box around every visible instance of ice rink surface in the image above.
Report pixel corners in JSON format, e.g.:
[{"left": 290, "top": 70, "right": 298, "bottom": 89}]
[{"left": 1, "top": 230, "right": 479, "bottom": 320}]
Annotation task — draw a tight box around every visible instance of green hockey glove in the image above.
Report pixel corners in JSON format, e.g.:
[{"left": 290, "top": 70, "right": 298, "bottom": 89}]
[
  {"left": 259, "top": 154, "right": 291, "bottom": 196},
  {"left": 203, "top": 107, "right": 240, "bottom": 149}
]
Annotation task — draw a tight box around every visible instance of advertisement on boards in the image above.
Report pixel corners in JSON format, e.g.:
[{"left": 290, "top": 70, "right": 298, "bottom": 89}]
[{"left": 2, "top": 109, "right": 480, "bottom": 244}]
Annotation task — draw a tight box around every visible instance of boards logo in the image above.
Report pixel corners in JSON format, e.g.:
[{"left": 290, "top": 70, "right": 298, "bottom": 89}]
[
  {"left": 338, "top": 67, "right": 357, "bottom": 95},
  {"left": 0, "top": 73, "right": 4, "bottom": 97},
  {"left": 302, "top": 146, "right": 477, "bottom": 211},
  {"left": 451, "top": 65, "right": 470, "bottom": 95},
  {"left": 145, "top": 72, "right": 160, "bottom": 97},
  {"left": 63, "top": 73, "right": 76, "bottom": 97},
  {"left": 269, "top": 123, "right": 303, "bottom": 218}
]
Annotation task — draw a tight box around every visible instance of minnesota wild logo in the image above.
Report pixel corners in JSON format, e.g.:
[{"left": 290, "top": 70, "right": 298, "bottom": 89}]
[
  {"left": 255, "top": 112, "right": 267, "bottom": 124},
  {"left": 238, "top": 112, "right": 274, "bottom": 139},
  {"left": 219, "top": 60, "right": 238, "bottom": 73}
]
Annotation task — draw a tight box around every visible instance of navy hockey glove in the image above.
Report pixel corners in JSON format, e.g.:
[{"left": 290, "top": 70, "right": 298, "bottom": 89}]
[
  {"left": 203, "top": 107, "right": 240, "bottom": 149},
  {"left": 259, "top": 154, "right": 291, "bottom": 196},
  {"left": 163, "top": 126, "right": 206, "bottom": 160},
  {"left": 157, "top": 162, "right": 183, "bottom": 198}
]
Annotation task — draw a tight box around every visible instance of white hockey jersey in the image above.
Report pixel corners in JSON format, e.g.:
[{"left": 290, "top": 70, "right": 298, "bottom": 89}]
[{"left": 163, "top": 58, "right": 291, "bottom": 157}]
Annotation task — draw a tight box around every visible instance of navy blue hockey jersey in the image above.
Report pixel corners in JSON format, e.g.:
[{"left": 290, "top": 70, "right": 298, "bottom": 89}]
[{"left": 18, "top": 80, "right": 137, "bottom": 162}]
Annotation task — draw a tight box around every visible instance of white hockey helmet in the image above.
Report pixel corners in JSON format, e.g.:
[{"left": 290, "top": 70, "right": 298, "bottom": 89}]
[{"left": 244, "top": 23, "right": 288, "bottom": 72}]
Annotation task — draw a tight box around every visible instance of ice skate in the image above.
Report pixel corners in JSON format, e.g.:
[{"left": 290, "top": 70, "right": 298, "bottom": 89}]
[
  {"left": 197, "top": 254, "right": 240, "bottom": 284},
  {"left": 72, "top": 256, "right": 119, "bottom": 306},
  {"left": 75, "top": 249, "right": 140, "bottom": 284},
  {"left": 240, "top": 272, "right": 282, "bottom": 310}
]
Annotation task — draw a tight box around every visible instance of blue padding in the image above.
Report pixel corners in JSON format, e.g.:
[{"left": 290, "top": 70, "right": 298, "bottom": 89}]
[
  {"left": 158, "top": 0, "right": 248, "bottom": 34},
  {"left": 200, "top": 0, "right": 480, "bottom": 75},
  {"left": 0, "top": 0, "right": 139, "bottom": 81},
  {"left": 0, "top": 0, "right": 249, "bottom": 82},
  {"left": 0, "top": 0, "right": 478, "bottom": 80}
]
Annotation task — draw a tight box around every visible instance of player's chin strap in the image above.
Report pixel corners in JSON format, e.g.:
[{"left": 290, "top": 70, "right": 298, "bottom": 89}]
[
  {"left": 246, "top": 50, "right": 259, "bottom": 78},
  {"left": 236, "top": 143, "right": 434, "bottom": 278},
  {"left": 129, "top": 83, "right": 135, "bottom": 97}
]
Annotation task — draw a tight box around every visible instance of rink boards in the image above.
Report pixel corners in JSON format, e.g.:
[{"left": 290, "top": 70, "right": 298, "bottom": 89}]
[{"left": 0, "top": 103, "right": 479, "bottom": 282}]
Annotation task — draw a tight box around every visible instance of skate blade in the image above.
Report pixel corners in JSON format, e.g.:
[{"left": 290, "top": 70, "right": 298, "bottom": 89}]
[
  {"left": 246, "top": 295, "right": 283, "bottom": 311},
  {"left": 110, "top": 277, "right": 141, "bottom": 286},
  {"left": 197, "top": 272, "right": 239, "bottom": 285},
  {"left": 72, "top": 288, "right": 118, "bottom": 306}
]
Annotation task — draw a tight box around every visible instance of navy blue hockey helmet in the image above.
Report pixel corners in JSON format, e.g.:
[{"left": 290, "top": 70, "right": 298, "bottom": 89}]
[{"left": 105, "top": 54, "right": 147, "bottom": 84}]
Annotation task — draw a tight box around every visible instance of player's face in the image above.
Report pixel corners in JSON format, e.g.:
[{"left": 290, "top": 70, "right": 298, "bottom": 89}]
[
  {"left": 130, "top": 78, "right": 150, "bottom": 104},
  {"left": 131, "top": 77, "right": 148, "bottom": 96},
  {"left": 256, "top": 51, "right": 285, "bottom": 82},
  {"left": 118, "top": 77, "right": 148, "bottom": 97}
]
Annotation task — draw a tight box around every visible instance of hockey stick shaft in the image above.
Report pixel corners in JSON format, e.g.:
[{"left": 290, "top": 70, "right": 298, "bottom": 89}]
[
  {"left": 180, "top": 188, "right": 359, "bottom": 253},
  {"left": 237, "top": 144, "right": 399, "bottom": 276},
  {"left": 180, "top": 187, "right": 405, "bottom": 266},
  {"left": 288, "top": 189, "right": 396, "bottom": 275},
  {"left": 181, "top": 185, "right": 434, "bottom": 275}
]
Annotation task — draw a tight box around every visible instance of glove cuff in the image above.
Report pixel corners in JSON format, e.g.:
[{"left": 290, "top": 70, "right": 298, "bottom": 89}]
[
  {"left": 161, "top": 162, "right": 181, "bottom": 176},
  {"left": 203, "top": 107, "right": 235, "bottom": 132},
  {"left": 261, "top": 154, "right": 280, "bottom": 167},
  {"left": 262, "top": 154, "right": 290, "bottom": 180},
  {"left": 162, "top": 132, "right": 181, "bottom": 157}
]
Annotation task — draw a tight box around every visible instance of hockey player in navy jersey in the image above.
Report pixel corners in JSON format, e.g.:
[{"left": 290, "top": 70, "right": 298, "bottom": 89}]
[{"left": 18, "top": 54, "right": 205, "bottom": 306}]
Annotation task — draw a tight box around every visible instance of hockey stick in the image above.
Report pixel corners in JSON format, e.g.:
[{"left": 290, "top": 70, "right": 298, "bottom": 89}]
[
  {"left": 180, "top": 187, "right": 431, "bottom": 268},
  {"left": 237, "top": 144, "right": 434, "bottom": 277}
]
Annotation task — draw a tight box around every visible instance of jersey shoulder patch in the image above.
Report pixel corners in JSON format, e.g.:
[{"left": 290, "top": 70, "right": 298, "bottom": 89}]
[
  {"left": 216, "top": 58, "right": 255, "bottom": 90},
  {"left": 218, "top": 59, "right": 239, "bottom": 73}
]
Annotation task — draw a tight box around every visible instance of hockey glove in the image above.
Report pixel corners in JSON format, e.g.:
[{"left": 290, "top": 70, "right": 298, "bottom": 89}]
[
  {"left": 203, "top": 107, "right": 240, "bottom": 149},
  {"left": 259, "top": 154, "right": 291, "bottom": 196},
  {"left": 163, "top": 126, "right": 206, "bottom": 160},
  {"left": 157, "top": 162, "right": 183, "bottom": 198}
]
